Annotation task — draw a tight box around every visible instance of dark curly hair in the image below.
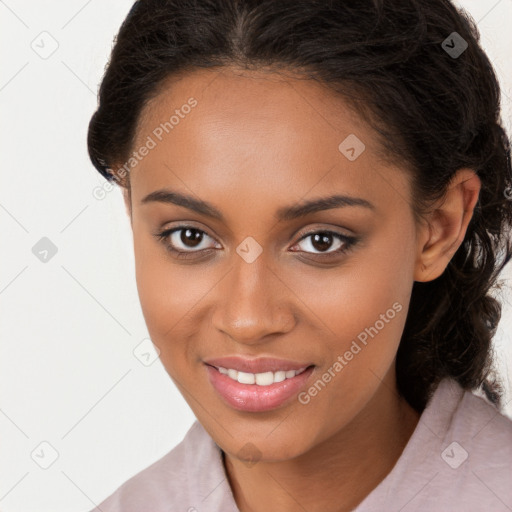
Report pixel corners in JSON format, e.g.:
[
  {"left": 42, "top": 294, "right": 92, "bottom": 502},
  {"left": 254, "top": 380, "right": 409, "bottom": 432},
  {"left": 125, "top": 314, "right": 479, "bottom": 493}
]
[{"left": 87, "top": 0, "right": 512, "bottom": 412}]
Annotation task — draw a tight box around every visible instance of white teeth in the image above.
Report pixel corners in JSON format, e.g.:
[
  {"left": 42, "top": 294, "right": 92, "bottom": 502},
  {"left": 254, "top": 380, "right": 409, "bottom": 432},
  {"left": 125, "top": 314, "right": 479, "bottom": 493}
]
[
  {"left": 217, "top": 366, "right": 308, "bottom": 385},
  {"left": 237, "top": 371, "right": 255, "bottom": 384},
  {"left": 274, "top": 371, "right": 286, "bottom": 383},
  {"left": 255, "top": 371, "right": 274, "bottom": 386}
]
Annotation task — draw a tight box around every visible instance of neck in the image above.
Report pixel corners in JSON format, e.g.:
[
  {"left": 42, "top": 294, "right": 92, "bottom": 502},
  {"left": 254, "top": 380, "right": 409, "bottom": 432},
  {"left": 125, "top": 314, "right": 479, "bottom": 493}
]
[{"left": 223, "top": 373, "right": 421, "bottom": 512}]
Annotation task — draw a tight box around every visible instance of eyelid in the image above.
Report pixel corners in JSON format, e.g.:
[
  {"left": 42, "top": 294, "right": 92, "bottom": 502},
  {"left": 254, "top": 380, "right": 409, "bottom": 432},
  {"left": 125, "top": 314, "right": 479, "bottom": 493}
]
[{"left": 293, "top": 223, "right": 355, "bottom": 240}]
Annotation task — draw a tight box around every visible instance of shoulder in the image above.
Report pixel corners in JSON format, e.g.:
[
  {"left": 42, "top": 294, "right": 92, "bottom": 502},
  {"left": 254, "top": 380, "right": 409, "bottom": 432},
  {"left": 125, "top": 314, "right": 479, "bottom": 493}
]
[
  {"left": 447, "top": 378, "right": 512, "bottom": 471},
  {"left": 418, "top": 378, "right": 512, "bottom": 508},
  {"left": 435, "top": 377, "right": 512, "bottom": 456},
  {"left": 89, "top": 420, "right": 234, "bottom": 512},
  {"left": 356, "top": 378, "right": 512, "bottom": 512},
  {"left": 420, "top": 378, "right": 512, "bottom": 510}
]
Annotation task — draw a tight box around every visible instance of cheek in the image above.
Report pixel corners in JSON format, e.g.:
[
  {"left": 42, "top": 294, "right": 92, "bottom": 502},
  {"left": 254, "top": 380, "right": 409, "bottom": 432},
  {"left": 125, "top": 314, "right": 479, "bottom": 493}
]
[
  {"left": 284, "top": 264, "right": 412, "bottom": 444},
  {"left": 287, "top": 227, "right": 414, "bottom": 390},
  {"left": 132, "top": 234, "right": 223, "bottom": 376},
  {"left": 290, "top": 232, "right": 414, "bottom": 345},
  {"left": 133, "top": 235, "right": 189, "bottom": 341},
  {"left": 291, "top": 265, "right": 409, "bottom": 390}
]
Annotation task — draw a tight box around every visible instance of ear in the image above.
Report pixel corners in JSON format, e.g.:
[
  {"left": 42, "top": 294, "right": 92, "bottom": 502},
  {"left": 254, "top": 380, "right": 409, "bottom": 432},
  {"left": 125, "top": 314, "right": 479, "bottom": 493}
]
[{"left": 414, "top": 168, "right": 481, "bottom": 282}]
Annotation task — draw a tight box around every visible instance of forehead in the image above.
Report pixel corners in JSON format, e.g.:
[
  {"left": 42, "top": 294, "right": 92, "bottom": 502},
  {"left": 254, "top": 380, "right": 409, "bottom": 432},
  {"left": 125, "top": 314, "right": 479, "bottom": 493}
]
[{"left": 128, "top": 67, "right": 409, "bottom": 216}]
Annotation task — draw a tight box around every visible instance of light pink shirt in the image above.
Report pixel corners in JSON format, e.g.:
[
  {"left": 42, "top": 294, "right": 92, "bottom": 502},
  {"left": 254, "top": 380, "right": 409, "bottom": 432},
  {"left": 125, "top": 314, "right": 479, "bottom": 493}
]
[{"left": 91, "top": 378, "right": 512, "bottom": 511}]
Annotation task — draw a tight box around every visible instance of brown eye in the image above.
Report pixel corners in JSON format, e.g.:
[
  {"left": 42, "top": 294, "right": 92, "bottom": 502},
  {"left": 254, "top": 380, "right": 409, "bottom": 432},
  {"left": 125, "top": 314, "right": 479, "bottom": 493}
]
[
  {"left": 178, "top": 227, "right": 205, "bottom": 249},
  {"left": 154, "top": 226, "right": 219, "bottom": 257},
  {"left": 293, "top": 230, "right": 356, "bottom": 256}
]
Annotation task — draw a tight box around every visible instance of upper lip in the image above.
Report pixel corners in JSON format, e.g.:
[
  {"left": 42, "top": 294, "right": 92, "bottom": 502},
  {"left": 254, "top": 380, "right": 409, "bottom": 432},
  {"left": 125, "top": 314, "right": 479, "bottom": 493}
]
[{"left": 204, "top": 356, "right": 314, "bottom": 374}]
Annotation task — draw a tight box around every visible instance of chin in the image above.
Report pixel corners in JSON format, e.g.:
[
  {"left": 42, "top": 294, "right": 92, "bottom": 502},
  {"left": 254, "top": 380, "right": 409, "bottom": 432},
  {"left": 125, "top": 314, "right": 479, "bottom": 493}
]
[{"left": 212, "top": 418, "right": 316, "bottom": 463}]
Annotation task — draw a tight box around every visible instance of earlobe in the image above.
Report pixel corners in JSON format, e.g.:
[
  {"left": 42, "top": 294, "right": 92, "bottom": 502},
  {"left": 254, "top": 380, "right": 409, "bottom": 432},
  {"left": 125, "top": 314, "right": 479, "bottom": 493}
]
[{"left": 414, "top": 169, "right": 481, "bottom": 283}]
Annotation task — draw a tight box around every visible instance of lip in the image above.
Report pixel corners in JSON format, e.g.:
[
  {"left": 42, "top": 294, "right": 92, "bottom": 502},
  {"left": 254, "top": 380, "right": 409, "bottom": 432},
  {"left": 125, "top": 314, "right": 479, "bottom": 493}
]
[
  {"left": 203, "top": 356, "right": 313, "bottom": 374},
  {"left": 205, "top": 362, "right": 315, "bottom": 412}
]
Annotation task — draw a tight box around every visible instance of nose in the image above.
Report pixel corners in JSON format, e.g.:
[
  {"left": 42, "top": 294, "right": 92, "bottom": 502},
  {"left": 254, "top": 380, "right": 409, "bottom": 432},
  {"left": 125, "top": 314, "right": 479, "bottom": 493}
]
[{"left": 211, "top": 254, "right": 295, "bottom": 345}]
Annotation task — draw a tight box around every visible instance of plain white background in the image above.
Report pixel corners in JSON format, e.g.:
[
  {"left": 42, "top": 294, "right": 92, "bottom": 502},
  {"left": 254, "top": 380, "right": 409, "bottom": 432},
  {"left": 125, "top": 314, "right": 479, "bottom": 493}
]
[{"left": 0, "top": 1, "right": 511, "bottom": 510}]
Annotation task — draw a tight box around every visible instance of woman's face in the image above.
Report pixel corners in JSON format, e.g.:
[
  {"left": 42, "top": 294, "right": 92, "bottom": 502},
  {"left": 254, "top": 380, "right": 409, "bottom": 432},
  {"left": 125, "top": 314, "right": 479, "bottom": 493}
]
[{"left": 123, "top": 67, "right": 427, "bottom": 461}]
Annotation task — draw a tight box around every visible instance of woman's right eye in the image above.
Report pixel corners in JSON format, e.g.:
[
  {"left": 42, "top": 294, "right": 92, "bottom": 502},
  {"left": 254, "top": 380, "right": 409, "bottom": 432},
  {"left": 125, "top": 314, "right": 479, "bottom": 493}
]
[{"left": 154, "top": 226, "right": 220, "bottom": 259}]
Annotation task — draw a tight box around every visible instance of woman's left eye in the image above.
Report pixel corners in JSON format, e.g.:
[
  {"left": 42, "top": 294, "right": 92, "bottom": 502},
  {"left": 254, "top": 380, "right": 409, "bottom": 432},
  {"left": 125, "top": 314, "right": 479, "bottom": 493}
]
[
  {"left": 292, "top": 230, "right": 357, "bottom": 256},
  {"left": 154, "top": 226, "right": 358, "bottom": 260}
]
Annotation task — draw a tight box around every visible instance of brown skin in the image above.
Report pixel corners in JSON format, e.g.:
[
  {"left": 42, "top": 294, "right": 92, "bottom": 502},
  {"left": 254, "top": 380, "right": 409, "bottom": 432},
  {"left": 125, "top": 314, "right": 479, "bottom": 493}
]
[{"left": 116, "top": 67, "right": 481, "bottom": 512}]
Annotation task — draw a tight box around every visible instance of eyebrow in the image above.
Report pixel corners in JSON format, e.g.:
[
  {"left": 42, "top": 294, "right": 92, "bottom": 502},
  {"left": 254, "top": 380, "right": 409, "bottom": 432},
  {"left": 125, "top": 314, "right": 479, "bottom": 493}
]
[{"left": 140, "top": 188, "right": 375, "bottom": 222}]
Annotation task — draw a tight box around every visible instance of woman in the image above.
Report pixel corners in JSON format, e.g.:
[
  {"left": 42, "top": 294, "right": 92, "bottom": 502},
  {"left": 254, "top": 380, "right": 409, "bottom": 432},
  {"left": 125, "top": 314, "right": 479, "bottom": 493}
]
[{"left": 87, "top": 0, "right": 512, "bottom": 510}]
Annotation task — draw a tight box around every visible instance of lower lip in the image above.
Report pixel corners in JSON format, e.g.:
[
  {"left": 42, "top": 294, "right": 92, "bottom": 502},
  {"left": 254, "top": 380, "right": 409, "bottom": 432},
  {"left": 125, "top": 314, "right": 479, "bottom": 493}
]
[{"left": 205, "top": 364, "right": 315, "bottom": 412}]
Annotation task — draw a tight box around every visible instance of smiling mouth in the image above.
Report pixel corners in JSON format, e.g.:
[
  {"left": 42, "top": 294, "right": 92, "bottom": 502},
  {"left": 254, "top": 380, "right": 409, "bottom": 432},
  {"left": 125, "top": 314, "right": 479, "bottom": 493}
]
[
  {"left": 204, "top": 362, "right": 316, "bottom": 412},
  {"left": 206, "top": 364, "right": 312, "bottom": 386}
]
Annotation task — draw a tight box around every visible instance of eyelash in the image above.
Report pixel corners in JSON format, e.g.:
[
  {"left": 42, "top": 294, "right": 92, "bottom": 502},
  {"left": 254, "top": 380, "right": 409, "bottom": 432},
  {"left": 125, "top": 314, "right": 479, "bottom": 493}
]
[{"left": 153, "top": 225, "right": 358, "bottom": 262}]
